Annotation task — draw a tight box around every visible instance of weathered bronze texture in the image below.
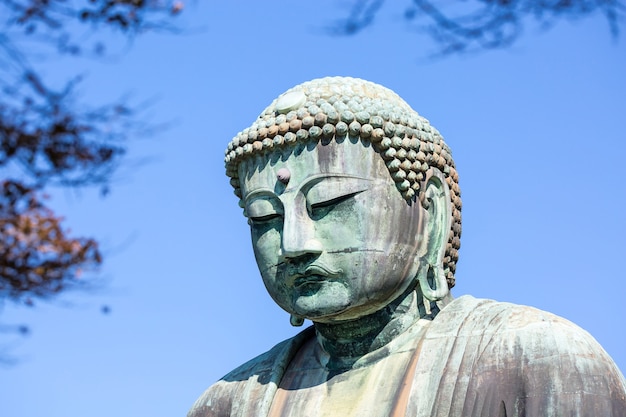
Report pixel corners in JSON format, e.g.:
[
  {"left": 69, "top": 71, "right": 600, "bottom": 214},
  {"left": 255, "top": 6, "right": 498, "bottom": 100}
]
[{"left": 189, "top": 77, "right": 626, "bottom": 417}]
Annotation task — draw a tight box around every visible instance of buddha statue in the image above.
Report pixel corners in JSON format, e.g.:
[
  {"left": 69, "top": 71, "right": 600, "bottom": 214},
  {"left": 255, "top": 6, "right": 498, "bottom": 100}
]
[{"left": 188, "top": 77, "right": 626, "bottom": 417}]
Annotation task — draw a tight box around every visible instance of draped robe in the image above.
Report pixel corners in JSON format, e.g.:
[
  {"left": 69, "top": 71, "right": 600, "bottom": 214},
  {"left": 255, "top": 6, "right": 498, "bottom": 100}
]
[{"left": 188, "top": 296, "right": 626, "bottom": 417}]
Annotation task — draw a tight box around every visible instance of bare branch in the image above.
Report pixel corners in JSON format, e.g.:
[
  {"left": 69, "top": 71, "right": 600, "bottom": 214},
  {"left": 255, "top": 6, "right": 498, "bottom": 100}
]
[
  {"left": 0, "top": 1, "right": 184, "bottom": 307},
  {"left": 331, "top": 0, "right": 625, "bottom": 54},
  {"left": 327, "top": 0, "right": 385, "bottom": 35}
]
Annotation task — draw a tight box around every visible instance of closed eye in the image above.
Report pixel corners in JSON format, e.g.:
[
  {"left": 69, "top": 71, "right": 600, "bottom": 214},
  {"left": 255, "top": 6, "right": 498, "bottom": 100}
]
[
  {"left": 310, "top": 192, "right": 359, "bottom": 210},
  {"left": 245, "top": 193, "right": 283, "bottom": 226},
  {"left": 303, "top": 176, "right": 370, "bottom": 215},
  {"left": 249, "top": 213, "right": 282, "bottom": 224}
]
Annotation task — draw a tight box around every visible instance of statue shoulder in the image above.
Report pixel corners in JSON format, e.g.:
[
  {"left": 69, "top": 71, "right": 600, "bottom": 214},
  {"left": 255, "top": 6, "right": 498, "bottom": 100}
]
[
  {"left": 422, "top": 295, "right": 626, "bottom": 416},
  {"left": 444, "top": 295, "right": 616, "bottom": 357},
  {"left": 187, "top": 327, "right": 314, "bottom": 417},
  {"left": 440, "top": 295, "right": 624, "bottom": 371}
]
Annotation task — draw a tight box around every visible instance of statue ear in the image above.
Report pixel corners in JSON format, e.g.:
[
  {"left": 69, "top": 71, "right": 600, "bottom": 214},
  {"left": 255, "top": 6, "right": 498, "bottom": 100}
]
[{"left": 416, "top": 168, "right": 452, "bottom": 301}]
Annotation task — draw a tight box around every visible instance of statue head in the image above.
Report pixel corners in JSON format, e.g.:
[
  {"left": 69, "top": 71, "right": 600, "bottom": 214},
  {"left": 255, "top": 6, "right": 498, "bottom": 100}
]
[{"left": 224, "top": 77, "right": 461, "bottom": 324}]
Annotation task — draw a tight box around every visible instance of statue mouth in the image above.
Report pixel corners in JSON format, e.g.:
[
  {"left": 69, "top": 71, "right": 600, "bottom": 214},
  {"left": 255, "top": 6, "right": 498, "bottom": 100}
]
[
  {"left": 293, "top": 274, "right": 327, "bottom": 288},
  {"left": 287, "top": 263, "right": 343, "bottom": 288}
]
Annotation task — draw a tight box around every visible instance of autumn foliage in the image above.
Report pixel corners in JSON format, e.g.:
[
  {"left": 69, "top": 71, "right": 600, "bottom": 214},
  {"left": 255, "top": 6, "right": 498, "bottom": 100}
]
[
  {"left": 0, "top": 181, "right": 100, "bottom": 300},
  {"left": 0, "top": 1, "right": 183, "bottom": 304}
]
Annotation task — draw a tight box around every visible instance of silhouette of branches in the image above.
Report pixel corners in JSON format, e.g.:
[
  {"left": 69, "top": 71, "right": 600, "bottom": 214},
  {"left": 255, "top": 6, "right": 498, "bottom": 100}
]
[
  {"left": 1, "top": 0, "right": 184, "bottom": 56},
  {"left": 331, "top": 0, "right": 625, "bottom": 53},
  {"left": 1, "top": 71, "right": 129, "bottom": 188},
  {"left": 0, "top": 1, "right": 183, "bottom": 307}
]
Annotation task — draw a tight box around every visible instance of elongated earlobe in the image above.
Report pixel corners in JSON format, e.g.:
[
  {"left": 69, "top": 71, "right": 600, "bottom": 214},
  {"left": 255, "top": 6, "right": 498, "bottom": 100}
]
[
  {"left": 417, "top": 168, "right": 452, "bottom": 301},
  {"left": 417, "top": 261, "right": 449, "bottom": 301},
  {"left": 290, "top": 314, "right": 304, "bottom": 327}
]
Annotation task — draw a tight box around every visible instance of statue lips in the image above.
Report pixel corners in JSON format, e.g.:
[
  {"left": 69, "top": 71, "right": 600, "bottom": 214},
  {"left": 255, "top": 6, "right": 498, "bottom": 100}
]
[{"left": 288, "top": 263, "right": 343, "bottom": 289}]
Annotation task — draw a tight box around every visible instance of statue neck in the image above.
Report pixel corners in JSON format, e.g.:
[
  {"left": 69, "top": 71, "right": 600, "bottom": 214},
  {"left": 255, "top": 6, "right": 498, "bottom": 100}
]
[{"left": 313, "top": 288, "right": 421, "bottom": 371}]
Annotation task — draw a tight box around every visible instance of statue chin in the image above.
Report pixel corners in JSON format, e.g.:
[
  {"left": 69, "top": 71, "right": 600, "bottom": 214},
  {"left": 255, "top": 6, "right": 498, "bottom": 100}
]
[{"left": 291, "top": 281, "right": 351, "bottom": 321}]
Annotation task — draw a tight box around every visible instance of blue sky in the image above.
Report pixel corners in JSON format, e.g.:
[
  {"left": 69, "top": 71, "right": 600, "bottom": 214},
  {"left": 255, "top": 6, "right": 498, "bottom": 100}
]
[{"left": 1, "top": 2, "right": 625, "bottom": 416}]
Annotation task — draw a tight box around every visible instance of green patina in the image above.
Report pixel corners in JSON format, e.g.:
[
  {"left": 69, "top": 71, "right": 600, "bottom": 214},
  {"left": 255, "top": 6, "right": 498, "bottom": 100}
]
[
  {"left": 188, "top": 77, "right": 626, "bottom": 417},
  {"left": 225, "top": 77, "right": 461, "bottom": 290}
]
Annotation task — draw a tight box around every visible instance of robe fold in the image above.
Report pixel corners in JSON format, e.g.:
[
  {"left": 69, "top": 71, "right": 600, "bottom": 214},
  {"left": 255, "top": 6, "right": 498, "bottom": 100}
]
[{"left": 188, "top": 296, "right": 626, "bottom": 417}]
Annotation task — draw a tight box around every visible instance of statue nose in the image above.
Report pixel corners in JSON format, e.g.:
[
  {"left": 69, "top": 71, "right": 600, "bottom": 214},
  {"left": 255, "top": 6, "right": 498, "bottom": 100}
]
[
  {"left": 281, "top": 238, "right": 323, "bottom": 260},
  {"left": 280, "top": 206, "right": 322, "bottom": 260}
]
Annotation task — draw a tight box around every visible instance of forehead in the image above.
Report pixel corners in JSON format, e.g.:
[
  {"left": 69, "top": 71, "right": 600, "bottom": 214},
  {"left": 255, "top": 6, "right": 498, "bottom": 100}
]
[{"left": 237, "top": 140, "right": 392, "bottom": 195}]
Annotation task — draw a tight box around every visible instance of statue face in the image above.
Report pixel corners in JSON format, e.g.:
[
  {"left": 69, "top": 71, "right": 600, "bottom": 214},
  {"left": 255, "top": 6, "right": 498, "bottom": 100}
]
[{"left": 238, "top": 140, "right": 427, "bottom": 323}]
